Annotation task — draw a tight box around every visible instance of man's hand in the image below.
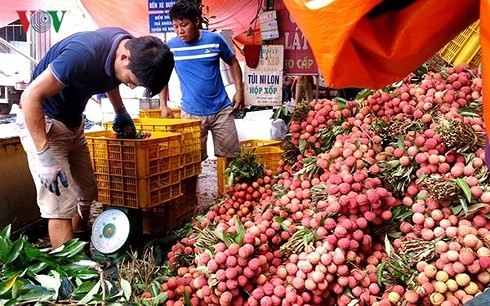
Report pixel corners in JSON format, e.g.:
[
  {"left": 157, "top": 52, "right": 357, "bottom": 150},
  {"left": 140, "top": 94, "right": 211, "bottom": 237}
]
[
  {"left": 37, "top": 146, "right": 68, "bottom": 196},
  {"left": 113, "top": 106, "right": 137, "bottom": 138},
  {"left": 232, "top": 91, "right": 245, "bottom": 111},
  {"left": 160, "top": 106, "right": 175, "bottom": 118}
]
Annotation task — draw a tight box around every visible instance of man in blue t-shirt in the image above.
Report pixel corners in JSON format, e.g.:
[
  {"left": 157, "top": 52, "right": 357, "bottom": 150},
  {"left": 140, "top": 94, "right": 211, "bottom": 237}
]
[
  {"left": 17, "top": 27, "right": 174, "bottom": 248},
  {"left": 160, "top": 1, "right": 244, "bottom": 161}
]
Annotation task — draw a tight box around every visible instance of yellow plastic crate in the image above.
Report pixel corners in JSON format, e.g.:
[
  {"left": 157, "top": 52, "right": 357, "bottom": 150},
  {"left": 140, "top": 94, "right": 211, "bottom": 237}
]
[
  {"left": 439, "top": 20, "right": 481, "bottom": 68},
  {"left": 142, "top": 176, "right": 198, "bottom": 235},
  {"left": 217, "top": 145, "right": 283, "bottom": 194},
  {"left": 181, "top": 162, "right": 202, "bottom": 179},
  {"left": 86, "top": 131, "right": 181, "bottom": 177},
  {"left": 85, "top": 131, "right": 183, "bottom": 208},
  {"left": 139, "top": 108, "right": 181, "bottom": 119},
  {"left": 469, "top": 48, "right": 482, "bottom": 69},
  {"left": 104, "top": 118, "right": 201, "bottom": 154},
  {"left": 240, "top": 139, "right": 281, "bottom": 149},
  {"left": 181, "top": 150, "right": 201, "bottom": 167},
  {"left": 95, "top": 170, "right": 182, "bottom": 209}
]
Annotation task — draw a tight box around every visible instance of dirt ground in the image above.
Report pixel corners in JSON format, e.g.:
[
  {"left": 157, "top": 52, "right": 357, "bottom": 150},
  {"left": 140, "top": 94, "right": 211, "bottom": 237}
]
[{"left": 196, "top": 158, "right": 219, "bottom": 214}]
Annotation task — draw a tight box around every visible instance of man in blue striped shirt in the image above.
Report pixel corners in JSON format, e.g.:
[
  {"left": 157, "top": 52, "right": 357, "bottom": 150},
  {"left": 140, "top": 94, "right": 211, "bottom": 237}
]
[{"left": 161, "top": 1, "right": 244, "bottom": 161}]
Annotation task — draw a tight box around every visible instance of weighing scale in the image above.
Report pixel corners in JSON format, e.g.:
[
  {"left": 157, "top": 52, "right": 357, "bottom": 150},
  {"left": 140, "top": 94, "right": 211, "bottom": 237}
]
[{"left": 90, "top": 206, "right": 143, "bottom": 264}]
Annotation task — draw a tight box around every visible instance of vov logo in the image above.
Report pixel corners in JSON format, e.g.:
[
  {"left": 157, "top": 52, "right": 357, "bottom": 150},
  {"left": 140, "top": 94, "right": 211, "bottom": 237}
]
[{"left": 16, "top": 10, "right": 67, "bottom": 33}]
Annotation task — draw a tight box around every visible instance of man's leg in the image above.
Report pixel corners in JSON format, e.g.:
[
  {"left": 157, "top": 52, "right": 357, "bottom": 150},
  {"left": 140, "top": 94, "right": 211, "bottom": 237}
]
[
  {"left": 17, "top": 113, "right": 79, "bottom": 248},
  {"left": 49, "top": 219, "right": 73, "bottom": 249},
  {"left": 72, "top": 200, "right": 92, "bottom": 233},
  {"left": 69, "top": 121, "right": 98, "bottom": 233},
  {"left": 211, "top": 106, "right": 240, "bottom": 158}
]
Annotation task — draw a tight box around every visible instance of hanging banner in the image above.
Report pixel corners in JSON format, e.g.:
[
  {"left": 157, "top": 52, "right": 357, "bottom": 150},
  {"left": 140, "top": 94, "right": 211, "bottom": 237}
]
[
  {"left": 244, "top": 45, "right": 284, "bottom": 107},
  {"left": 274, "top": 0, "right": 318, "bottom": 75}
]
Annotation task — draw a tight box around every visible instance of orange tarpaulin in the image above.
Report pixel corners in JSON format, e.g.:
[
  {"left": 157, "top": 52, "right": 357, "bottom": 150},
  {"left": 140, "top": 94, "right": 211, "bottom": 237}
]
[
  {"left": 481, "top": 1, "right": 490, "bottom": 133},
  {"left": 79, "top": 0, "right": 261, "bottom": 44},
  {"left": 282, "top": 0, "right": 479, "bottom": 89}
]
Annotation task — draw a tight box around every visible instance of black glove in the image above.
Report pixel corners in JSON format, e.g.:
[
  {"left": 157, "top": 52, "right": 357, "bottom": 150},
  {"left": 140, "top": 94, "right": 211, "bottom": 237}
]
[
  {"left": 37, "top": 146, "right": 69, "bottom": 196},
  {"left": 113, "top": 106, "right": 137, "bottom": 139}
]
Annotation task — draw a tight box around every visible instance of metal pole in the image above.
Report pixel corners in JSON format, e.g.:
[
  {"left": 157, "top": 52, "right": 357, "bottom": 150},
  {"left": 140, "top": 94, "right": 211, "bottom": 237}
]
[{"left": 0, "top": 37, "right": 38, "bottom": 65}]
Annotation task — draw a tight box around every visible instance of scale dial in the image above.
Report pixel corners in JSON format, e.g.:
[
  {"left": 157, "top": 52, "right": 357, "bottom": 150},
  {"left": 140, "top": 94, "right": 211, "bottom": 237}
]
[{"left": 91, "top": 209, "right": 130, "bottom": 254}]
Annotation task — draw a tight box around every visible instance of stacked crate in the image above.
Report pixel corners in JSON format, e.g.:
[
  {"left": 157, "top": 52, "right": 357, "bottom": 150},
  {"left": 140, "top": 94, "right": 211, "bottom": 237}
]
[
  {"left": 142, "top": 176, "right": 198, "bottom": 235},
  {"left": 217, "top": 139, "right": 283, "bottom": 194},
  {"left": 439, "top": 20, "right": 481, "bottom": 68},
  {"left": 85, "top": 130, "right": 182, "bottom": 209},
  {"left": 139, "top": 108, "right": 181, "bottom": 119},
  {"left": 102, "top": 118, "right": 202, "bottom": 234},
  {"left": 104, "top": 118, "right": 202, "bottom": 180}
]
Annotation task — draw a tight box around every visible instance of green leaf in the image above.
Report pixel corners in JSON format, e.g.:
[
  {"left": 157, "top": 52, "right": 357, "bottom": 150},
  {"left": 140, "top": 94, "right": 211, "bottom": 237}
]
[
  {"left": 234, "top": 216, "right": 245, "bottom": 246},
  {"left": 5, "top": 238, "right": 24, "bottom": 264},
  {"left": 10, "top": 279, "right": 23, "bottom": 299},
  {"left": 348, "top": 298, "right": 360, "bottom": 306},
  {"left": 344, "top": 288, "right": 354, "bottom": 298},
  {"left": 0, "top": 237, "right": 8, "bottom": 262},
  {"left": 384, "top": 235, "right": 393, "bottom": 256},
  {"left": 0, "top": 275, "right": 18, "bottom": 296},
  {"left": 334, "top": 97, "right": 347, "bottom": 108},
  {"left": 70, "top": 281, "right": 98, "bottom": 299},
  {"left": 376, "top": 263, "right": 385, "bottom": 286},
  {"left": 458, "top": 198, "right": 469, "bottom": 216},
  {"left": 386, "top": 160, "right": 400, "bottom": 168},
  {"left": 35, "top": 274, "right": 61, "bottom": 299},
  {"left": 467, "top": 203, "right": 490, "bottom": 214},
  {"left": 455, "top": 178, "right": 472, "bottom": 203},
  {"left": 15, "top": 284, "right": 54, "bottom": 302},
  {"left": 50, "top": 239, "right": 87, "bottom": 258},
  {"left": 0, "top": 225, "right": 11, "bottom": 240},
  {"left": 49, "top": 243, "right": 66, "bottom": 255},
  {"left": 65, "top": 242, "right": 87, "bottom": 258},
  {"left": 280, "top": 221, "right": 290, "bottom": 232},
  {"left": 299, "top": 139, "right": 308, "bottom": 155},
  {"left": 153, "top": 292, "right": 168, "bottom": 304},
  {"left": 388, "top": 232, "right": 402, "bottom": 238},
  {"left": 79, "top": 280, "right": 101, "bottom": 304},
  {"left": 120, "top": 279, "right": 131, "bottom": 301},
  {"left": 451, "top": 205, "right": 463, "bottom": 215},
  {"left": 59, "top": 277, "right": 74, "bottom": 300},
  {"left": 23, "top": 244, "right": 42, "bottom": 260},
  {"left": 149, "top": 280, "right": 161, "bottom": 298},
  {"left": 397, "top": 136, "right": 405, "bottom": 150},
  {"left": 208, "top": 277, "right": 218, "bottom": 289},
  {"left": 212, "top": 230, "right": 234, "bottom": 247},
  {"left": 184, "top": 291, "right": 191, "bottom": 306},
  {"left": 354, "top": 89, "right": 373, "bottom": 102},
  {"left": 195, "top": 266, "right": 210, "bottom": 274}
]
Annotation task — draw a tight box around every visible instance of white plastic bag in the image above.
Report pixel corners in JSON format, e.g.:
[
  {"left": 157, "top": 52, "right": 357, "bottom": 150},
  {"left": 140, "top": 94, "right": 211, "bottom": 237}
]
[{"left": 270, "top": 119, "right": 287, "bottom": 141}]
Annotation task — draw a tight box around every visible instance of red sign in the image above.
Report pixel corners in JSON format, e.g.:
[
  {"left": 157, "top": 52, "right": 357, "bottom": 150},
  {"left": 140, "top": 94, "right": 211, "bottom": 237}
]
[{"left": 274, "top": 0, "right": 318, "bottom": 75}]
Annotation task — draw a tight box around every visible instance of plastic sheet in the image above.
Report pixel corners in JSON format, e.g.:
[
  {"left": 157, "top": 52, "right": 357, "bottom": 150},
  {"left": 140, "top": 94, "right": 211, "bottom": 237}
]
[
  {"left": 481, "top": 0, "right": 490, "bottom": 133},
  {"left": 282, "top": 0, "right": 479, "bottom": 89}
]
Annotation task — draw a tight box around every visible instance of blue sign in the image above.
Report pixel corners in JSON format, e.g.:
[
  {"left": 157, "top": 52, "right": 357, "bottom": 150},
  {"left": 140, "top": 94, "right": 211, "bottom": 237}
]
[
  {"left": 148, "top": 0, "right": 175, "bottom": 11},
  {"left": 149, "top": 13, "right": 174, "bottom": 33},
  {"left": 148, "top": 0, "right": 175, "bottom": 33}
]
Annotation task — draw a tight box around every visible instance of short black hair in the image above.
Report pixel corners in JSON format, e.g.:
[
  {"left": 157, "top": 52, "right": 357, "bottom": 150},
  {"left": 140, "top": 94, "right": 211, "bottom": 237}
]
[
  {"left": 169, "top": 1, "right": 202, "bottom": 23},
  {"left": 125, "top": 36, "right": 174, "bottom": 97}
]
